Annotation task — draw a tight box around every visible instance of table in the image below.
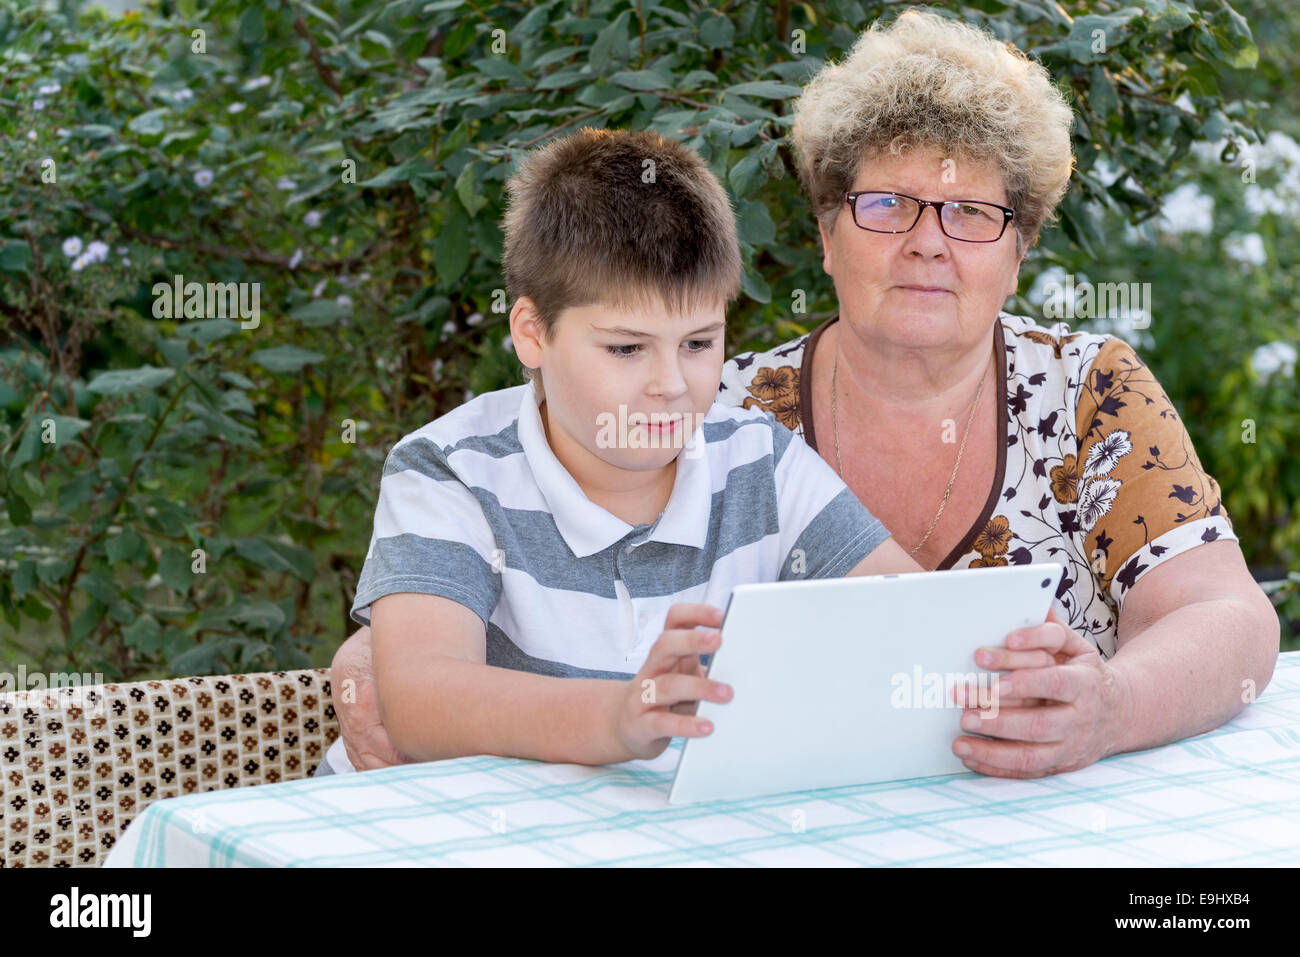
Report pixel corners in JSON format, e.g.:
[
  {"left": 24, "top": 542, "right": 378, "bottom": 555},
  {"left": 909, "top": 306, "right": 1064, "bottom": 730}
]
[{"left": 103, "top": 652, "right": 1300, "bottom": 867}]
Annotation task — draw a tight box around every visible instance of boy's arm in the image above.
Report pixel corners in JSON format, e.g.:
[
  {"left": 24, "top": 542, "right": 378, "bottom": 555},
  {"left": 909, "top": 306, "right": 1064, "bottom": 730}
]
[
  {"left": 370, "top": 591, "right": 628, "bottom": 765},
  {"left": 844, "top": 536, "right": 925, "bottom": 576}
]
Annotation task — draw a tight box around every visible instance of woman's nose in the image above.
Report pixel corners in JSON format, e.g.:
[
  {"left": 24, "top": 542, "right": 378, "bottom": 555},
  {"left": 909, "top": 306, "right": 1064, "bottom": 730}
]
[{"left": 904, "top": 204, "right": 951, "bottom": 256}]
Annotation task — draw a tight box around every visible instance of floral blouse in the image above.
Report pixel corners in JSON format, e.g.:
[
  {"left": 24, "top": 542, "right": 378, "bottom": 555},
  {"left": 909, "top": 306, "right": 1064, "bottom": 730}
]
[{"left": 717, "top": 312, "right": 1237, "bottom": 659}]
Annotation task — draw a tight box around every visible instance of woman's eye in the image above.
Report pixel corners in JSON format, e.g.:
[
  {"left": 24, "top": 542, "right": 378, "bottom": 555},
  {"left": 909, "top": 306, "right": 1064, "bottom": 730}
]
[{"left": 605, "top": 344, "right": 641, "bottom": 358}]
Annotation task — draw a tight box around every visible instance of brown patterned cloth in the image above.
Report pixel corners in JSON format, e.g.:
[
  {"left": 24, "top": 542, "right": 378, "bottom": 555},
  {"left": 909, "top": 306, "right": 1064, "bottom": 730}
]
[
  {"left": 718, "top": 312, "right": 1236, "bottom": 658},
  {"left": 1, "top": 668, "right": 337, "bottom": 868}
]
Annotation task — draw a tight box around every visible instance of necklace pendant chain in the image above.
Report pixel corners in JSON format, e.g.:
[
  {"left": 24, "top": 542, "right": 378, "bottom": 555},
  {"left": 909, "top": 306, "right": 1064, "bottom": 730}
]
[{"left": 832, "top": 336, "right": 992, "bottom": 560}]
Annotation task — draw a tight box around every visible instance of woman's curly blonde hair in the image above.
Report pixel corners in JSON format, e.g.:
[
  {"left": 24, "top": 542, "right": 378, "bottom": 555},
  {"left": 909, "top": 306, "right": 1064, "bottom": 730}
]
[{"left": 791, "top": 9, "right": 1076, "bottom": 255}]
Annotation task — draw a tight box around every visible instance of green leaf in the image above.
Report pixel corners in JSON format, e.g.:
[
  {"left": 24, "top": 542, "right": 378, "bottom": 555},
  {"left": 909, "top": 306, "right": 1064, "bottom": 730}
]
[
  {"left": 251, "top": 346, "right": 327, "bottom": 373},
  {"left": 70, "top": 124, "right": 115, "bottom": 140},
  {"left": 127, "top": 108, "right": 168, "bottom": 138},
  {"left": 122, "top": 613, "right": 162, "bottom": 652},
  {"left": 175, "top": 319, "right": 241, "bottom": 343},
  {"left": 232, "top": 537, "right": 314, "bottom": 580},
  {"left": 230, "top": 600, "right": 288, "bottom": 634},
  {"left": 238, "top": 4, "right": 266, "bottom": 44},
  {"left": 740, "top": 268, "right": 771, "bottom": 304},
  {"left": 356, "top": 158, "right": 424, "bottom": 188},
  {"left": 434, "top": 199, "right": 471, "bottom": 283},
  {"left": 87, "top": 366, "right": 175, "bottom": 396},
  {"left": 76, "top": 569, "right": 118, "bottom": 606},
  {"left": 590, "top": 9, "right": 631, "bottom": 73},
  {"left": 610, "top": 69, "right": 673, "bottom": 92},
  {"left": 729, "top": 152, "right": 767, "bottom": 197},
  {"left": 0, "top": 239, "right": 32, "bottom": 274},
  {"left": 700, "top": 15, "right": 735, "bottom": 49},
  {"left": 106, "top": 528, "right": 145, "bottom": 563},
  {"left": 724, "top": 80, "right": 802, "bottom": 99},
  {"left": 12, "top": 560, "right": 36, "bottom": 597},
  {"left": 5, "top": 490, "right": 31, "bottom": 526},
  {"left": 158, "top": 547, "right": 194, "bottom": 593},
  {"left": 736, "top": 199, "right": 776, "bottom": 246},
  {"left": 289, "top": 300, "right": 347, "bottom": 327},
  {"left": 455, "top": 162, "right": 488, "bottom": 216}
]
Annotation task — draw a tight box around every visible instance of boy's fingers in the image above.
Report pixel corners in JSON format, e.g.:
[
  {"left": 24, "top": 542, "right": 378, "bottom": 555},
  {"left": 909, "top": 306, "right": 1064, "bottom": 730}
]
[
  {"left": 644, "top": 709, "right": 714, "bottom": 742},
  {"left": 642, "top": 673, "right": 731, "bottom": 712},
  {"left": 641, "top": 627, "right": 720, "bottom": 677},
  {"left": 662, "top": 603, "right": 725, "bottom": 632}
]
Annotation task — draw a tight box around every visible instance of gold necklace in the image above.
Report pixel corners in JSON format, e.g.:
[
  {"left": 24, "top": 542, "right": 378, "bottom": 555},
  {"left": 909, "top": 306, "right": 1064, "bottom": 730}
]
[{"left": 832, "top": 336, "right": 990, "bottom": 559}]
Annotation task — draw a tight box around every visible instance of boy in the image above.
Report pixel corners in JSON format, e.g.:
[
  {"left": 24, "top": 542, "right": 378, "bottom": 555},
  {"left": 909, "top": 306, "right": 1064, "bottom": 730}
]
[{"left": 317, "top": 127, "right": 919, "bottom": 776}]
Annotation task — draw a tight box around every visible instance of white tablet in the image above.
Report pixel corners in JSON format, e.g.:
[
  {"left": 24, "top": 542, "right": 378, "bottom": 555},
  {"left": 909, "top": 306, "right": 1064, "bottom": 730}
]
[{"left": 668, "top": 563, "right": 1065, "bottom": 804}]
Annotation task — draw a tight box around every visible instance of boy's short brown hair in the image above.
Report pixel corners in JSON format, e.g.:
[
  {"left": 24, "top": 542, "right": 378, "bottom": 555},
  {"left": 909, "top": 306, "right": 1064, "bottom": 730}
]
[{"left": 502, "top": 127, "right": 742, "bottom": 382}]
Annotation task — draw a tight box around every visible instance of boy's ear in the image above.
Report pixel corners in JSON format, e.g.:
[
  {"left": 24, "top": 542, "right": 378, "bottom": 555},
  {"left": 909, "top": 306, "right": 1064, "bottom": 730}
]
[{"left": 510, "top": 297, "right": 545, "bottom": 374}]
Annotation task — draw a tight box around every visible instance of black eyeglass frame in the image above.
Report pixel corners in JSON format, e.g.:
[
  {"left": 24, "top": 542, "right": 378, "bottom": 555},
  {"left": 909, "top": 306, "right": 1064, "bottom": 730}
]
[{"left": 844, "top": 190, "right": 1016, "bottom": 243}]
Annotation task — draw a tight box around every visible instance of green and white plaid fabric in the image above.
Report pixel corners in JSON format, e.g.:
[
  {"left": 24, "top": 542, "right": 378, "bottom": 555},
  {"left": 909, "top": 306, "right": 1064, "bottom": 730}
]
[{"left": 104, "top": 652, "right": 1300, "bottom": 867}]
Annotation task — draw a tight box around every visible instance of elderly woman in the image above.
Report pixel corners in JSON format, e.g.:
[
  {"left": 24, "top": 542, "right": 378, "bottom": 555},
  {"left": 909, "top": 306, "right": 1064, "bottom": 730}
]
[{"left": 331, "top": 10, "right": 1278, "bottom": 779}]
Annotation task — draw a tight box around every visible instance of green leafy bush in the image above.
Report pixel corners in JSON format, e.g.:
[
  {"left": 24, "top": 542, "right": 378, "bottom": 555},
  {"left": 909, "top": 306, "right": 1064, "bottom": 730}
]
[{"left": 1, "top": 0, "right": 1292, "bottom": 680}]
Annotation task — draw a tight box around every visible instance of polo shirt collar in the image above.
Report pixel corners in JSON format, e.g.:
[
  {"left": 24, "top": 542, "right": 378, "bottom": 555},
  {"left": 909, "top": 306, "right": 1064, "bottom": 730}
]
[{"left": 516, "top": 380, "right": 710, "bottom": 558}]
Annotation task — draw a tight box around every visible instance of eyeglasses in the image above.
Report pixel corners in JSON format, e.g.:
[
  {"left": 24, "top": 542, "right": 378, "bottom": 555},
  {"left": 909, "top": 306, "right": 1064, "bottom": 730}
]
[{"left": 845, "top": 191, "right": 1015, "bottom": 243}]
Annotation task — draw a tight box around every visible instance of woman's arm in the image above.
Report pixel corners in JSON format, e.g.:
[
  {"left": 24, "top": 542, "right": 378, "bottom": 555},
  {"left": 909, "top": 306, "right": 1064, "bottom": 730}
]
[{"left": 1105, "top": 539, "right": 1280, "bottom": 755}]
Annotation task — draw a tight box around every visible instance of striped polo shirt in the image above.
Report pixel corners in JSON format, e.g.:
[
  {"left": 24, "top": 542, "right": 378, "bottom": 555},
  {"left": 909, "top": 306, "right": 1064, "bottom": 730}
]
[{"left": 325, "top": 377, "right": 888, "bottom": 772}]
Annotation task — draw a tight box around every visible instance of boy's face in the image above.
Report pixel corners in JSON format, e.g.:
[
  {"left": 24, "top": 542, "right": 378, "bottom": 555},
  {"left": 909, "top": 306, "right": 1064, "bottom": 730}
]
[{"left": 511, "top": 295, "right": 726, "bottom": 478}]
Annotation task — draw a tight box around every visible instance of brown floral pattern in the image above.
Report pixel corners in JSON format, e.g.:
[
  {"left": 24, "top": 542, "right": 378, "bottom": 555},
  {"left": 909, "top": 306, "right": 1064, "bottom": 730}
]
[{"left": 718, "top": 312, "right": 1237, "bottom": 659}]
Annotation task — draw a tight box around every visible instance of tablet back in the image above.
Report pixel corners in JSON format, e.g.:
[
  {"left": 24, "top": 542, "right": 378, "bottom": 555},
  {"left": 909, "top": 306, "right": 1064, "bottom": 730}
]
[{"left": 668, "top": 564, "right": 1063, "bottom": 804}]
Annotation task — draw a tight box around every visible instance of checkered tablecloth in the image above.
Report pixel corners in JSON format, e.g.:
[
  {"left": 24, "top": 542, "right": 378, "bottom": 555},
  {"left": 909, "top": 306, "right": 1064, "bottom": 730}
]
[{"left": 103, "top": 651, "right": 1300, "bottom": 867}]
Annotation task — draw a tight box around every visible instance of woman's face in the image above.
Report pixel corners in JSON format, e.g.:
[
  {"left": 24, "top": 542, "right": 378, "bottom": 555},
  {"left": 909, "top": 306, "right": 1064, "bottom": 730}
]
[{"left": 818, "top": 149, "right": 1025, "bottom": 355}]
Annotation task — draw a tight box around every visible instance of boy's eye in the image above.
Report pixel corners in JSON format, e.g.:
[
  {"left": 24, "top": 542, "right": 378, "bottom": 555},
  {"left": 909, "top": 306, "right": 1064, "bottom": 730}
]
[{"left": 604, "top": 340, "right": 716, "bottom": 358}]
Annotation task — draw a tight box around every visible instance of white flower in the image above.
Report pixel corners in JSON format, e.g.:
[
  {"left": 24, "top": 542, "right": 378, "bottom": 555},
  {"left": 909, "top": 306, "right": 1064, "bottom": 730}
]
[
  {"left": 442, "top": 320, "right": 456, "bottom": 335},
  {"left": 1082, "top": 429, "right": 1132, "bottom": 480},
  {"left": 71, "top": 253, "right": 91, "bottom": 272},
  {"left": 193, "top": 168, "right": 214, "bottom": 188},
  {"left": 38, "top": 83, "right": 60, "bottom": 95},
  {"left": 33, "top": 98, "right": 45, "bottom": 111},
  {"left": 85, "top": 240, "right": 109, "bottom": 263},
  {"left": 171, "top": 88, "right": 194, "bottom": 103},
  {"left": 1251, "top": 342, "right": 1298, "bottom": 381},
  {"left": 227, "top": 101, "right": 246, "bottom": 114},
  {"left": 121, "top": 257, "right": 131, "bottom": 266},
  {"left": 243, "top": 75, "right": 272, "bottom": 91},
  {"left": 312, "top": 279, "right": 327, "bottom": 298},
  {"left": 62, "top": 237, "right": 83, "bottom": 257},
  {"left": 502, "top": 336, "right": 515, "bottom": 353},
  {"left": 463, "top": 389, "right": 475, "bottom": 402},
  {"left": 55, "top": 128, "right": 69, "bottom": 138},
  {"left": 359, "top": 271, "right": 370, "bottom": 281},
  {"left": 26, "top": 130, "right": 36, "bottom": 141},
  {"left": 1158, "top": 183, "right": 1214, "bottom": 236},
  {"left": 116, "top": 246, "right": 127, "bottom": 254},
  {"left": 303, "top": 210, "right": 322, "bottom": 228},
  {"left": 466, "top": 311, "right": 483, "bottom": 326},
  {"left": 1078, "top": 477, "right": 1121, "bottom": 530},
  {"left": 288, "top": 249, "right": 303, "bottom": 270},
  {"left": 276, "top": 177, "right": 296, "bottom": 191},
  {"left": 335, "top": 294, "right": 352, "bottom": 309},
  {"left": 1223, "top": 232, "right": 1266, "bottom": 267},
  {"left": 431, "top": 358, "right": 444, "bottom": 379}
]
